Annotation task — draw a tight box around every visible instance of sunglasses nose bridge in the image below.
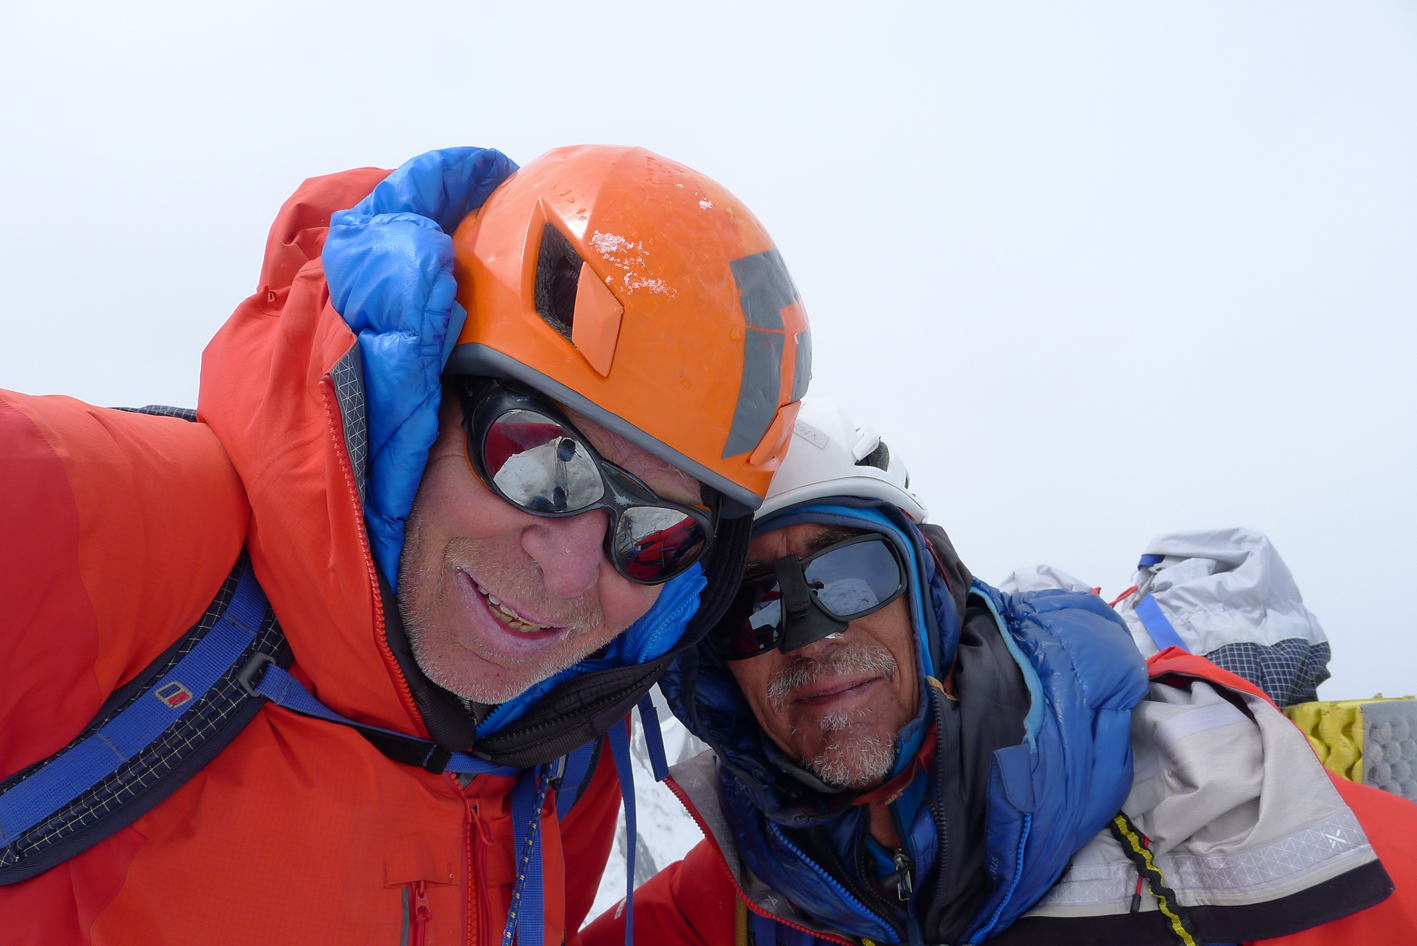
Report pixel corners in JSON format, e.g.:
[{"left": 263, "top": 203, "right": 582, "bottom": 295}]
[{"left": 774, "top": 555, "right": 849, "bottom": 654}]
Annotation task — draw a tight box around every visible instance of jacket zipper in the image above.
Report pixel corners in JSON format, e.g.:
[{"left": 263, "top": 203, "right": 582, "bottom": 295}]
[
  {"left": 320, "top": 377, "right": 422, "bottom": 725},
  {"left": 662, "top": 777, "right": 854, "bottom": 946},
  {"left": 475, "top": 675, "right": 656, "bottom": 748},
  {"left": 928, "top": 685, "right": 952, "bottom": 926},
  {"left": 798, "top": 822, "right": 901, "bottom": 940},
  {"left": 766, "top": 820, "right": 896, "bottom": 936},
  {"left": 410, "top": 880, "right": 432, "bottom": 946},
  {"left": 466, "top": 795, "right": 493, "bottom": 946}
]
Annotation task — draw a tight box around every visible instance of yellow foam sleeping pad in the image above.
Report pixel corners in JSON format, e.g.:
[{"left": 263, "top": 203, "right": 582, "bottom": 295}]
[{"left": 1284, "top": 696, "right": 1417, "bottom": 802}]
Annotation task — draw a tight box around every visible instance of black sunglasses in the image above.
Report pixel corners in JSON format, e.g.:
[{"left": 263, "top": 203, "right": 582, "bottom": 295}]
[
  {"left": 457, "top": 378, "right": 717, "bottom": 586},
  {"left": 707, "top": 533, "right": 907, "bottom": 660}
]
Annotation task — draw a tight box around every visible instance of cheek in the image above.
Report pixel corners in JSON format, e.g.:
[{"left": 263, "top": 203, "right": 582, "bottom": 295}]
[
  {"left": 594, "top": 575, "right": 662, "bottom": 635},
  {"left": 413, "top": 454, "right": 527, "bottom": 540},
  {"left": 727, "top": 658, "right": 778, "bottom": 719}
]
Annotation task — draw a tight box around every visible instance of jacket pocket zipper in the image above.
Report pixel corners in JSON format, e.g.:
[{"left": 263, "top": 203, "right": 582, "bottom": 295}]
[{"left": 409, "top": 880, "right": 431, "bottom": 946}]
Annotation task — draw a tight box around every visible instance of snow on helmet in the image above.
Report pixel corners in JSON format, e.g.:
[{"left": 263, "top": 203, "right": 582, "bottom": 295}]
[
  {"left": 759, "top": 396, "right": 927, "bottom": 522},
  {"left": 446, "top": 145, "right": 811, "bottom": 512}
]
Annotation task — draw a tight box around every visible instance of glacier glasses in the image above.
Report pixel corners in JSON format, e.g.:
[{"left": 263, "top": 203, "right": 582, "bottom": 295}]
[
  {"left": 457, "top": 378, "right": 717, "bottom": 586},
  {"left": 708, "top": 533, "right": 907, "bottom": 659}
]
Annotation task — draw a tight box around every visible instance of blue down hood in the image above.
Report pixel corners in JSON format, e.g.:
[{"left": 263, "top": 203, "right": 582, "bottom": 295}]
[{"left": 661, "top": 509, "right": 1148, "bottom": 943}]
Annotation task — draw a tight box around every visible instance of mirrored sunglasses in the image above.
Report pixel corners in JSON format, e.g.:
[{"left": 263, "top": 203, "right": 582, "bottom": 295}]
[
  {"left": 708, "top": 533, "right": 907, "bottom": 659},
  {"left": 458, "top": 379, "right": 716, "bottom": 586}
]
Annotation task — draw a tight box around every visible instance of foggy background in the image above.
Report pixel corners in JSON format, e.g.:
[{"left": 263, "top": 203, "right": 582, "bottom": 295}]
[{"left": 3, "top": 1, "right": 1414, "bottom": 699}]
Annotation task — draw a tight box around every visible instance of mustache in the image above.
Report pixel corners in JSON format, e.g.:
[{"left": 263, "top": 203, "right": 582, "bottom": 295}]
[
  {"left": 440, "top": 539, "right": 606, "bottom": 634},
  {"left": 766, "top": 643, "right": 898, "bottom": 710}
]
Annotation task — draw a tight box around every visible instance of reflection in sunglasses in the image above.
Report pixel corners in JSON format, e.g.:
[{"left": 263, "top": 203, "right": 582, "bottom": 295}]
[
  {"left": 814, "top": 578, "right": 881, "bottom": 615},
  {"left": 463, "top": 381, "right": 717, "bottom": 585}
]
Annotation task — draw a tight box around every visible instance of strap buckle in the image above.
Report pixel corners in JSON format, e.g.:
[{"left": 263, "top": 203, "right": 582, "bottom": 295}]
[{"left": 236, "top": 651, "right": 277, "bottom": 697}]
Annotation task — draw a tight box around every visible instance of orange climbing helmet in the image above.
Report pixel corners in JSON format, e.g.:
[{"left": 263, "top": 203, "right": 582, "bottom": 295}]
[{"left": 446, "top": 145, "right": 811, "bottom": 511}]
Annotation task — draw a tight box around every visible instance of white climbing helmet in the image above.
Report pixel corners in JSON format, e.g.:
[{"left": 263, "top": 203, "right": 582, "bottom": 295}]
[{"left": 759, "top": 396, "right": 928, "bottom": 522}]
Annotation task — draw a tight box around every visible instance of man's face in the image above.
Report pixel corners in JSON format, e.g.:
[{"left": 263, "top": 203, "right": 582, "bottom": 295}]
[
  {"left": 398, "top": 391, "right": 703, "bottom": 704},
  {"left": 728, "top": 524, "right": 920, "bottom": 790}
]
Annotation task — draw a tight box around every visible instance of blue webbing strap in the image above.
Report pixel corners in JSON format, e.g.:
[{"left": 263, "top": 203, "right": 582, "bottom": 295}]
[
  {"left": 1135, "top": 594, "right": 1187, "bottom": 653},
  {"left": 554, "top": 740, "right": 598, "bottom": 821},
  {"left": 748, "top": 911, "right": 817, "bottom": 946},
  {"left": 0, "top": 566, "right": 268, "bottom": 845},
  {"left": 251, "top": 664, "right": 518, "bottom": 777},
  {"left": 636, "top": 696, "right": 669, "bottom": 783},
  {"left": 606, "top": 719, "right": 637, "bottom": 946},
  {"left": 502, "top": 764, "right": 550, "bottom": 946},
  {"left": 750, "top": 911, "right": 778, "bottom": 945},
  {"left": 782, "top": 925, "right": 815, "bottom": 946}
]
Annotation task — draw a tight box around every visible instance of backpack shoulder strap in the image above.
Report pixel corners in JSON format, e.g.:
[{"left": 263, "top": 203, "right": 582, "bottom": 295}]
[
  {"left": 0, "top": 552, "right": 289, "bottom": 884},
  {"left": 0, "top": 551, "right": 525, "bottom": 886}
]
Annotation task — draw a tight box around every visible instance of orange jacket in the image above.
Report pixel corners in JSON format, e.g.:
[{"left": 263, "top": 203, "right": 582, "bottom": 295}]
[
  {"left": 582, "top": 651, "right": 1417, "bottom": 945},
  {"left": 0, "top": 168, "right": 620, "bottom": 946}
]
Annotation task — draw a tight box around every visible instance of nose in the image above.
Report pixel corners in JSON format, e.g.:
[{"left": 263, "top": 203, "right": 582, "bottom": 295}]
[
  {"left": 785, "top": 626, "right": 851, "bottom": 660},
  {"left": 521, "top": 509, "right": 612, "bottom": 598}
]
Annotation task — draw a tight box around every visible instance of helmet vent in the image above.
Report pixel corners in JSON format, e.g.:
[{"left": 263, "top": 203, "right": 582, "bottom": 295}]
[
  {"left": 856, "top": 440, "right": 890, "bottom": 471},
  {"left": 534, "top": 222, "right": 581, "bottom": 340}
]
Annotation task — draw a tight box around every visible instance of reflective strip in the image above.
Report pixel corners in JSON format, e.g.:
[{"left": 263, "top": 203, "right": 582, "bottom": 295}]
[
  {"left": 723, "top": 250, "right": 802, "bottom": 458},
  {"left": 1035, "top": 810, "right": 1371, "bottom": 908},
  {"left": 1153, "top": 700, "right": 1249, "bottom": 754}
]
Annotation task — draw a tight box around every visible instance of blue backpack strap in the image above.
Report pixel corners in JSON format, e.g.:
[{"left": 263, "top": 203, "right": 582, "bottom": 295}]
[
  {"left": 553, "top": 738, "right": 602, "bottom": 821},
  {"left": 1135, "top": 594, "right": 1187, "bottom": 653},
  {"left": 606, "top": 718, "right": 639, "bottom": 946},
  {"left": 0, "top": 564, "right": 265, "bottom": 847},
  {"left": 750, "top": 911, "right": 778, "bottom": 945},
  {"left": 0, "top": 552, "right": 520, "bottom": 887},
  {"left": 636, "top": 695, "right": 670, "bottom": 782},
  {"left": 501, "top": 764, "right": 551, "bottom": 946},
  {"left": 0, "top": 554, "right": 289, "bottom": 884},
  {"left": 248, "top": 663, "right": 516, "bottom": 777},
  {"left": 749, "top": 911, "right": 818, "bottom": 946}
]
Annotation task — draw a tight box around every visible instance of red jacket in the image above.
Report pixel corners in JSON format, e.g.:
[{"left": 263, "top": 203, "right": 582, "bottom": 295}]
[
  {"left": 0, "top": 168, "right": 620, "bottom": 945},
  {"left": 582, "top": 651, "right": 1417, "bottom": 945}
]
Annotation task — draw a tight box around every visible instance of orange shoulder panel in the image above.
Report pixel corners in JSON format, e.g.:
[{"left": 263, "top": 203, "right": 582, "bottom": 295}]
[{"left": 0, "top": 391, "right": 248, "bottom": 776}]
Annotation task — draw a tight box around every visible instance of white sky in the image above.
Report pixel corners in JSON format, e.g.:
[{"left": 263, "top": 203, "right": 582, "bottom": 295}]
[{"left": 3, "top": 1, "right": 1414, "bottom": 700}]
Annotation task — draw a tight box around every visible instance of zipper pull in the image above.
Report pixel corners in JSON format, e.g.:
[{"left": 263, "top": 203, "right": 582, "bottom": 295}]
[
  {"left": 882, "top": 850, "right": 914, "bottom": 901},
  {"left": 410, "top": 880, "right": 431, "bottom": 946}
]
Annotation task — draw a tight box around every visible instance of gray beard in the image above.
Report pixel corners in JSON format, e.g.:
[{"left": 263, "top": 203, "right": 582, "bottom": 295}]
[
  {"left": 803, "top": 709, "right": 899, "bottom": 789},
  {"left": 767, "top": 643, "right": 902, "bottom": 789}
]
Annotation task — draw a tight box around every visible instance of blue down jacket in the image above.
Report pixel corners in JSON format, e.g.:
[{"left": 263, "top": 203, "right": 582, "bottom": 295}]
[{"left": 660, "top": 506, "right": 1149, "bottom": 943}]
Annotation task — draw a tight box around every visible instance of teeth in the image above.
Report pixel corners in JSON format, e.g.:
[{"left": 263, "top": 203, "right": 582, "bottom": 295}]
[{"left": 474, "top": 583, "right": 549, "bottom": 632}]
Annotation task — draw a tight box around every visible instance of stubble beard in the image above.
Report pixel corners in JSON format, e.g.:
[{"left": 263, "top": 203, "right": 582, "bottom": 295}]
[
  {"left": 397, "top": 529, "right": 609, "bottom": 705},
  {"left": 768, "top": 644, "right": 902, "bottom": 790}
]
